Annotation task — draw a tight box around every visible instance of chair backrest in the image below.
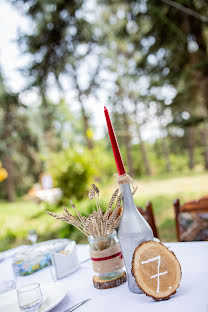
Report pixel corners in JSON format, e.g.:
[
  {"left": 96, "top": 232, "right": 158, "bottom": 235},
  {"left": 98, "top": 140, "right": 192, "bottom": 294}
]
[
  {"left": 174, "top": 196, "right": 208, "bottom": 242},
  {"left": 137, "top": 202, "right": 159, "bottom": 239}
]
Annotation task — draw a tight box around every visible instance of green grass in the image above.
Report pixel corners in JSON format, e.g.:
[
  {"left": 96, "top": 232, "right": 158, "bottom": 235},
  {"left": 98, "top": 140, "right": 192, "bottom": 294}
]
[
  {"left": 0, "top": 200, "right": 62, "bottom": 251},
  {"left": 1, "top": 172, "right": 208, "bottom": 251}
]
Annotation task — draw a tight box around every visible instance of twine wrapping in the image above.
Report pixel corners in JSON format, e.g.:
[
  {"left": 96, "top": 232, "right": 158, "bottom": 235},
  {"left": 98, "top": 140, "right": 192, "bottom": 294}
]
[
  {"left": 116, "top": 173, "right": 137, "bottom": 195},
  {"left": 90, "top": 244, "right": 124, "bottom": 274}
]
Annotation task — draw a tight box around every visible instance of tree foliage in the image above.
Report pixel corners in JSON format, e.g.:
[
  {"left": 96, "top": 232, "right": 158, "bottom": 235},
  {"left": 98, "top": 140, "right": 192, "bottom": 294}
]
[{"left": 3, "top": 0, "right": 208, "bottom": 200}]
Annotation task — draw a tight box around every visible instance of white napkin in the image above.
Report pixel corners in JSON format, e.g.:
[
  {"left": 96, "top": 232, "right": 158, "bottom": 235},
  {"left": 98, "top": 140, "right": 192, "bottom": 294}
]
[{"left": 51, "top": 244, "right": 80, "bottom": 279}]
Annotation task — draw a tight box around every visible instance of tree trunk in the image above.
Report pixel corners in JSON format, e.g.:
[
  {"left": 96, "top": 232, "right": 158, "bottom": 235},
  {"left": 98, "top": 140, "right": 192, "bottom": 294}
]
[
  {"left": 80, "top": 99, "right": 94, "bottom": 150},
  {"left": 137, "top": 124, "right": 151, "bottom": 175},
  {"left": 187, "top": 127, "right": 195, "bottom": 170},
  {"left": 182, "top": 15, "right": 208, "bottom": 114},
  {"left": 161, "top": 136, "right": 171, "bottom": 172},
  {"left": 3, "top": 155, "right": 15, "bottom": 202},
  {"left": 73, "top": 66, "right": 94, "bottom": 150},
  {"left": 156, "top": 109, "right": 171, "bottom": 173},
  {"left": 200, "top": 78, "right": 208, "bottom": 114},
  {"left": 2, "top": 106, "right": 15, "bottom": 201},
  {"left": 122, "top": 112, "right": 134, "bottom": 176},
  {"left": 201, "top": 126, "right": 208, "bottom": 170}
]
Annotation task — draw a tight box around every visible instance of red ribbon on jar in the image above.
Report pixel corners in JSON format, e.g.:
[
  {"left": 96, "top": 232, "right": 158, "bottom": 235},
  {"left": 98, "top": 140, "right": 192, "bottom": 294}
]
[{"left": 91, "top": 251, "right": 123, "bottom": 262}]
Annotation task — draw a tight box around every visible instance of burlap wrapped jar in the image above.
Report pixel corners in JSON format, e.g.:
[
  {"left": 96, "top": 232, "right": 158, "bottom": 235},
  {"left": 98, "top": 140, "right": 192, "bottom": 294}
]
[{"left": 88, "top": 231, "right": 125, "bottom": 280}]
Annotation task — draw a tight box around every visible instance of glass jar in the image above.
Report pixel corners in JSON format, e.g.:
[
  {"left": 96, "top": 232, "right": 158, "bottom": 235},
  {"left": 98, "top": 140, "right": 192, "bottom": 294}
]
[{"left": 88, "top": 231, "right": 125, "bottom": 281}]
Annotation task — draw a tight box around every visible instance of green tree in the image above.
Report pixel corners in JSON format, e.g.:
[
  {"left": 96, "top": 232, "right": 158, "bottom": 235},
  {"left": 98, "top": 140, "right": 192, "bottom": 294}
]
[
  {"left": 103, "top": 0, "right": 208, "bottom": 170},
  {"left": 0, "top": 71, "right": 41, "bottom": 200},
  {"left": 10, "top": 0, "right": 102, "bottom": 149}
]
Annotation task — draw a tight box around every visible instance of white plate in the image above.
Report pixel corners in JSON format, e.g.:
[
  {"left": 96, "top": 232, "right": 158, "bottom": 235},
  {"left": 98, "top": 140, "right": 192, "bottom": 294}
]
[{"left": 0, "top": 282, "right": 67, "bottom": 312}]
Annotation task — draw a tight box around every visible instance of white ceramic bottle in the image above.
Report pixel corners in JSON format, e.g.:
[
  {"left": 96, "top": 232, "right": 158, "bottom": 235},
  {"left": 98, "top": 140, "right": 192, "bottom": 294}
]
[{"left": 118, "top": 183, "right": 154, "bottom": 293}]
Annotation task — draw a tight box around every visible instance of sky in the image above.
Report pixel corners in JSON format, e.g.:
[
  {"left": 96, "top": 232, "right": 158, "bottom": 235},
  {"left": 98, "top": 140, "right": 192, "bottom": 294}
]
[
  {"left": 0, "top": 0, "right": 172, "bottom": 142},
  {"left": 0, "top": 0, "right": 28, "bottom": 92}
]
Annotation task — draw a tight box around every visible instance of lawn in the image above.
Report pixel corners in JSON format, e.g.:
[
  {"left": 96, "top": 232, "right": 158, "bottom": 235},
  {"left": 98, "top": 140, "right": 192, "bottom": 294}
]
[{"left": 0, "top": 172, "right": 208, "bottom": 251}]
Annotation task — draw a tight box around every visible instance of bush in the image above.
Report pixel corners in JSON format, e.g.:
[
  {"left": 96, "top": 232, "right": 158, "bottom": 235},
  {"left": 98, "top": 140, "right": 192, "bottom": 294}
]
[
  {"left": 0, "top": 229, "right": 17, "bottom": 252},
  {"left": 47, "top": 143, "right": 116, "bottom": 202},
  {"left": 48, "top": 148, "right": 96, "bottom": 201}
]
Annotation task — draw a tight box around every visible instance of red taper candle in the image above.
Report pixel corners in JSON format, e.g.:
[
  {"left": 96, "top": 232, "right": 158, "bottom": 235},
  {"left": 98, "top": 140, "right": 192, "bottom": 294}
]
[{"left": 104, "top": 106, "right": 126, "bottom": 176}]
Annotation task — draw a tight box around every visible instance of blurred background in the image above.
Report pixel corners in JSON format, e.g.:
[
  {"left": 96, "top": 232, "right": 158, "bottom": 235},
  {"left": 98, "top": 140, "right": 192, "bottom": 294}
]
[{"left": 1, "top": 0, "right": 208, "bottom": 251}]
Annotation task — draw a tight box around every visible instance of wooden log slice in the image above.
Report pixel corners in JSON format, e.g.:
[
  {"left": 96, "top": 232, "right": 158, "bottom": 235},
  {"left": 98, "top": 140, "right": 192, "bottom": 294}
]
[
  {"left": 93, "top": 272, "right": 126, "bottom": 289},
  {"left": 132, "top": 241, "right": 182, "bottom": 301}
]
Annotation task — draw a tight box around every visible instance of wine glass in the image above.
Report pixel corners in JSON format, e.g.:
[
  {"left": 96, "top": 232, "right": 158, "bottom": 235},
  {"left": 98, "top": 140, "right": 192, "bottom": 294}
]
[
  {"left": 27, "top": 230, "right": 38, "bottom": 245},
  {"left": 17, "top": 283, "right": 42, "bottom": 312}
]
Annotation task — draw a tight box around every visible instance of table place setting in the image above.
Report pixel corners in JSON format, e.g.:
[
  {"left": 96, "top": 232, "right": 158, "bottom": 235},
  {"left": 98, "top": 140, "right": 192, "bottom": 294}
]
[
  {"left": 0, "top": 282, "right": 67, "bottom": 312},
  {"left": 0, "top": 237, "right": 93, "bottom": 311},
  {"left": 0, "top": 280, "right": 92, "bottom": 312}
]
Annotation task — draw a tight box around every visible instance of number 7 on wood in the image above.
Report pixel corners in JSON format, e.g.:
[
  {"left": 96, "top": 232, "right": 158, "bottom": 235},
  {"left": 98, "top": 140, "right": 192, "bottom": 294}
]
[{"left": 141, "top": 256, "right": 168, "bottom": 293}]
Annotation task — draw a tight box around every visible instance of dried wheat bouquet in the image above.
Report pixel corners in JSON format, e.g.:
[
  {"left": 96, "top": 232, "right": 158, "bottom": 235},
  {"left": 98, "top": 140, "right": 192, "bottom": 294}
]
[{"left": 46, "top": 184, "right": 122, "bottom": 238}]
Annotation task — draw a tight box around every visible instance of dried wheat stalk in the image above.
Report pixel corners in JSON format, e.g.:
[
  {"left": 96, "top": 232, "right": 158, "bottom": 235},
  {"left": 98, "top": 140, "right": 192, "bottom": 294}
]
[{"left": 46, "top": 184, "right": 123, "bottom": 238}]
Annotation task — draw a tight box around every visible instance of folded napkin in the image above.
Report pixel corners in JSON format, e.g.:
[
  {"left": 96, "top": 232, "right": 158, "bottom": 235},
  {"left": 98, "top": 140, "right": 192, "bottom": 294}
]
[{"left": 51, "top": 242, "right": 80, "bottom": 279}]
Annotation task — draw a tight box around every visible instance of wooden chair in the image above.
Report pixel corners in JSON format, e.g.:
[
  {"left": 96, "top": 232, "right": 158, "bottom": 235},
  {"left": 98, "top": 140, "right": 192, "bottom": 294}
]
[
  {"left": 174, "top": 196, "right": 208, "bottom": 242},
  {"left": 137, "top": 202, "right": 159, "bottom": 239}
]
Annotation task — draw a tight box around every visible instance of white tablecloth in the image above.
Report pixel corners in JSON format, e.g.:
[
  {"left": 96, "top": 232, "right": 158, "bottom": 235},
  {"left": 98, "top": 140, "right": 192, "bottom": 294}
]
[{"left": 0, "top": 242, "right": 208, "bottom": 312}]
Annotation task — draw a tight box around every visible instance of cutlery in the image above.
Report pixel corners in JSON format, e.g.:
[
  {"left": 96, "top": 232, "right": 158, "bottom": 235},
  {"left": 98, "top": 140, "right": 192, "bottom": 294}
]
[
  {"left": 63, "top": 298, "right": 91, "bottom": 312},
  {"left": 80, "top": 258, "right": 90, "bottom": 264}
]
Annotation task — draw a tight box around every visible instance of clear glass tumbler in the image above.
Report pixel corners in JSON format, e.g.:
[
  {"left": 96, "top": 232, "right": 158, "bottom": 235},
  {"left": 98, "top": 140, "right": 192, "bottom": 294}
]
[{"left": 17, "top": 283, "right": 42, "bottom": 312}]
